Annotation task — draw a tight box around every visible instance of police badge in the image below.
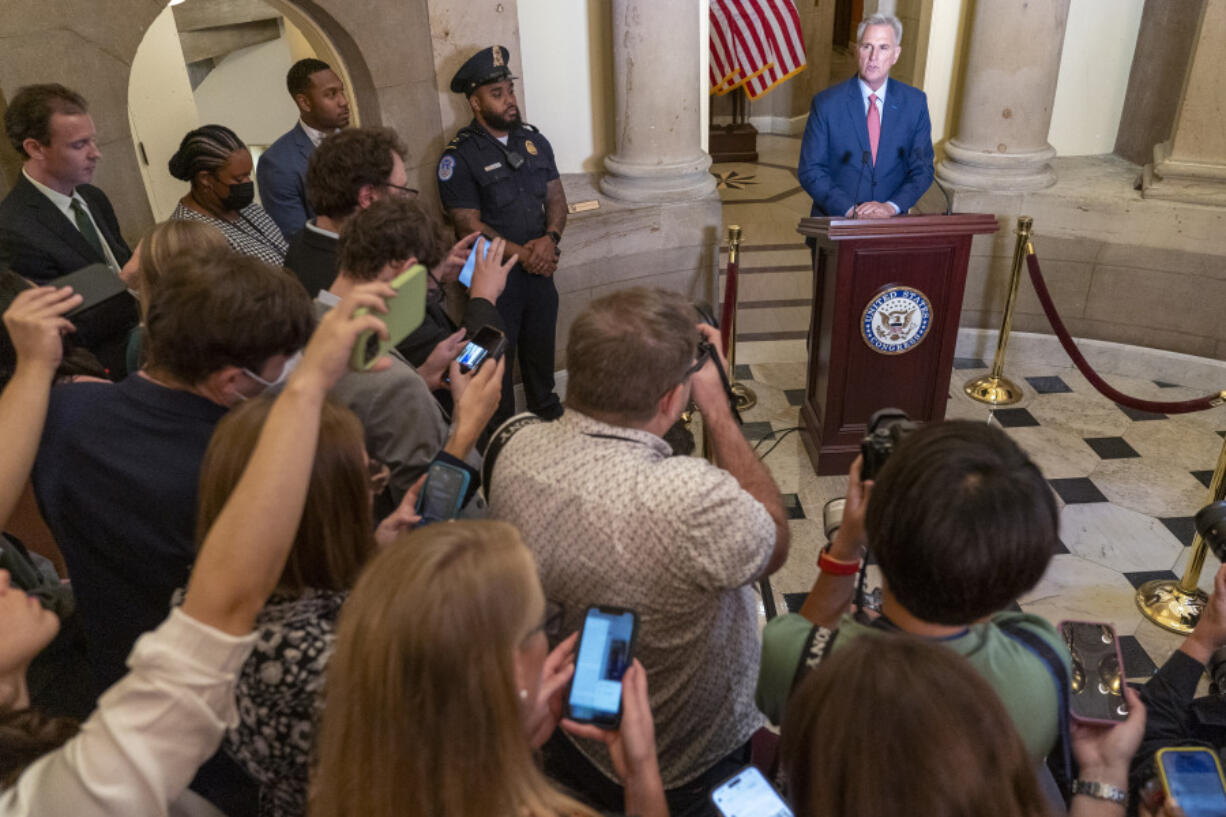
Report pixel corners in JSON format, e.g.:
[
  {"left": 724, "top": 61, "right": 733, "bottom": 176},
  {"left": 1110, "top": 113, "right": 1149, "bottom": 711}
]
[{"left": 524, "top": 140, "right": 538, "bottom": 156}]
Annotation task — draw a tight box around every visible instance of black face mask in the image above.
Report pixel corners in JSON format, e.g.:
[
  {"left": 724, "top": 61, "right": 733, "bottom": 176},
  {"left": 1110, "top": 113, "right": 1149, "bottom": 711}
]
[{"left": 216, "top": 179, "right": 254, "bottom": 211}]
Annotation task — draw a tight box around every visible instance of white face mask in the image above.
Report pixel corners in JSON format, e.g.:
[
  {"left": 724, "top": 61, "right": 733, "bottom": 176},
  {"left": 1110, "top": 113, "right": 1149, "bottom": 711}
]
[{"left": 241, "top": 350, "right": 303, "bottom": 389}]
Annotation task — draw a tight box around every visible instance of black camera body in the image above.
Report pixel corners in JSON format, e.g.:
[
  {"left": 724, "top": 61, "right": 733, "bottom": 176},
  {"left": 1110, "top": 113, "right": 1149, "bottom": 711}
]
[{"left": 860, "top": 408, "right": 918, "bottom": 481}]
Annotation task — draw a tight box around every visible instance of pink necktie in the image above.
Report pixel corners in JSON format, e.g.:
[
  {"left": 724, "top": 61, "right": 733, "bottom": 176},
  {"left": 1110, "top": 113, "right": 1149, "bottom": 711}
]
[{"left": 867, "top": 93, "right": 881, "bottom": 164}]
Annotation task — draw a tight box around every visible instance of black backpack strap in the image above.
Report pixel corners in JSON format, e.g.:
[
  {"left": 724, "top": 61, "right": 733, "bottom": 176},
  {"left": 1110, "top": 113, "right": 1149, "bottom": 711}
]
[
  {"left": 999, "top": 620, "right": 1073, "bottom": 799},
  {"left": 480, "top": 412, "right": 545, "bottom": 503}
]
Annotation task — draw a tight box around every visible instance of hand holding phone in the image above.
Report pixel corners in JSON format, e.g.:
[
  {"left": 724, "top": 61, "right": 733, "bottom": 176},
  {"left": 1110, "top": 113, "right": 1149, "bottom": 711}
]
[
  {"left": 457, "top": 235, "right": 488, "bottom": 289},
  {"left": 1157, "top": 747, "right": 1226, "bottom": 817},
  {"left": 565, "top": 606, "right": 638, "bottom": 728},
  {"left": 455, "top": 324, "right": 507, "bottom": 375},
  {"left": 414, "top": 460, "right": 471, "bottom": 525},
  {"left": 711, "top": 766, "right": 793, "bottom": 817},
  {"left": 349, "top": 263, "right": 426, "bottom": 371},
  {"left": 1060, "top": 620, "right": 1129, "bottom": 725}
]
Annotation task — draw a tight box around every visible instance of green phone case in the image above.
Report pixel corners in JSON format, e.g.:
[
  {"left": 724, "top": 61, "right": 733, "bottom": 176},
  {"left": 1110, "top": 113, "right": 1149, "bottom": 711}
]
[{"left": 349, "top": 264, "right": 427, "bottom": 371}]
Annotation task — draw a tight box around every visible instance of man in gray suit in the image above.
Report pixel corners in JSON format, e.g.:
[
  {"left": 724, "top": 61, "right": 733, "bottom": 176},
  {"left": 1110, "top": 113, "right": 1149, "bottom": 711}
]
[{"left": 257, "top": 58, "right": 350, "bottom": 240}]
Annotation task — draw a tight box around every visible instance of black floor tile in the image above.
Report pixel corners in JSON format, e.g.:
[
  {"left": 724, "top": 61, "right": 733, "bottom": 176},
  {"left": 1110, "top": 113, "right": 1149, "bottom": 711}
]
[
  {"left": 1154, "top": 380, "right": 1183, "bottom": 389},
  {"left": 734, "top": 364, "right": 753, "bottom": 381},
  {"left": 783, "top": 592, "right": 807, "bottom": 614},
  {"left": 1084, "top": 436, "right": 1140, "bottom": 460},
  {"left": 1123, "top": 569, "right": 1179, "bottom": 590},
  {"left": 992, "top": 408, "right": 1041, "bottom": 428},
  {"left": 1055, "top": 539, "right": 1070, "bottom": 555},
  {"left": 1160, "top": 517, "right": 1197, "bottom": 547},
  {"left": 1003, "top": 600, "right": 1022, "bottom": 613},
  {"left": 1193, "top": 470, "right": 1214, "bottom": 489},
  {"left": 781, "top": 493, "right": 805, "bottom": 519},
  {"left": 1050, "top": 477, "right": 1109, "bottom": 504},
  {"left": 1117, "top": 634, "right": 1159, "bottom": 678},
  {"left": 1026, "top": 375, "right": 1073, "bottom": 394},
  {"left": 784, "top": 388, "right": 806, "bottom": 406},
  {"left": 1117, "top": 403, "right": 1167, "bottom": 421},
  {"left": 953, "top": 357, "right": 987, "bottom": 369},
  {"left": 742, "top": 421, "right": 775, "bottom": 442}
]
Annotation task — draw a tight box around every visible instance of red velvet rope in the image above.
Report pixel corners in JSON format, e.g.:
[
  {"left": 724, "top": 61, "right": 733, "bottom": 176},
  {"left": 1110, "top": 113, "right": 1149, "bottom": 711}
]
[
  {"left": 720, "top": 254, "right": 738, "bottom": 354},
  {"left": 1025, "top": 252, "right": 1223, "bottom": 414}
]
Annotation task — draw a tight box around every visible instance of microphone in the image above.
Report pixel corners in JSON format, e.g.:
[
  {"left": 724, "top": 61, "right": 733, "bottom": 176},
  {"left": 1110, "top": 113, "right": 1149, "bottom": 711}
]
[{"left": 852, "top": 150, "right": 871, "bottom": 219}]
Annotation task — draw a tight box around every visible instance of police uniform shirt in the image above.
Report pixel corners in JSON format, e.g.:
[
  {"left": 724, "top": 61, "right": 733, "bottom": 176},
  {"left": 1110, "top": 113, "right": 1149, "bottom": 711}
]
[{"left": 436, "top": 121, "right": 559, "bottom": 247}]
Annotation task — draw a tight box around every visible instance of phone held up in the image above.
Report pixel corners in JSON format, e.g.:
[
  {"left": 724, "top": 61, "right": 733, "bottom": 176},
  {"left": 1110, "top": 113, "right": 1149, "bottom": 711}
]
[
  {"left": 1059, "top": 620, "right": 1128, "bottom": 725},
  {"left": 457, "top": 234, "right": 493, "bottom": 289},
  {"left": 414, "top": 459, "right": 471, "bottom": 525},
  {"left": 349, "top": 263, "right": 427, "bottom": 371},
  {"left": 566, "top": 605, "right": 638, "bottom": 728},
  {"left": 456, "top": 324, "right": 507, "bottom": 375},
  {"left": 1155, "top": 746, "right": 1226, "bottom": 817},
  {"left": 710, "top": 766, "right": 793, "bottom": 817}
]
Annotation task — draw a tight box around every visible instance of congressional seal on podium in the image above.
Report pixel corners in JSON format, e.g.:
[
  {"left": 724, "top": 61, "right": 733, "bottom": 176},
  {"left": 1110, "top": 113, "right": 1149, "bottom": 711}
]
[{"left": 861, "top": 285, "right": 932, "bottom": 355}]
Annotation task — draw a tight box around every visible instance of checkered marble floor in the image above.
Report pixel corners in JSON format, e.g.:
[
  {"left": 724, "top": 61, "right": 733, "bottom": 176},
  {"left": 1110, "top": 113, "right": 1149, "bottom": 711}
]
[{"left": 734, "top": 352, "right": 1226, "bottom": 687}]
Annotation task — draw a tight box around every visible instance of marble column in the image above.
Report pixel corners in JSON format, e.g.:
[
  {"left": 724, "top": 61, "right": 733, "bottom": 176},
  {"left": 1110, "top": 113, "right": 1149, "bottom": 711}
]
[
  {"left": 1142, "top": 1, "right": 1226, "bottom": 206},
  {"left": 600, "top": 0, "right": 717, "bottom": 203},
  {"left": 936, "top": 0, "right": 1071, "bottom": 192}
]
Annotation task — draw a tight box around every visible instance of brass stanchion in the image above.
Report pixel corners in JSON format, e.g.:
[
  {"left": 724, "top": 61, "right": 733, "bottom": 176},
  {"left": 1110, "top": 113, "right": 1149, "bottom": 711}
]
[
  {"left": 725, "top": 225, "right": 757, "bottom": 412},
  {"left": 965, "top": 216, "right": 1032, "bottom": 405},
  {"left": 1137, "top": 436, "right": 1226, "bottom": 633}
]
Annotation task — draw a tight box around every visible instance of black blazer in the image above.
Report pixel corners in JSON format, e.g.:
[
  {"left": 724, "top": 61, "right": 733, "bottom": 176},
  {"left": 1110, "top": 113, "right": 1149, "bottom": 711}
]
[{"left": 0, "top": 174, "right": 132, "bottom": 284}]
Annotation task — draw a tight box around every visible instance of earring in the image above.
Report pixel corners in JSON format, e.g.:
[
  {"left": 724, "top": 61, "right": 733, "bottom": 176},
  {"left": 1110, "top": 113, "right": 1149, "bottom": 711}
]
[{"left": 519, "top": 689, "right": 529, "bottom": 700}]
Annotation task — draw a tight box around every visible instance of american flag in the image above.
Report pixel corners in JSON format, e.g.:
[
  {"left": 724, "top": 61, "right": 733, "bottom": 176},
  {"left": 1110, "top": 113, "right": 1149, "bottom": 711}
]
[{"left": 710, "top": 0, "right": 807, "bottom": 100}]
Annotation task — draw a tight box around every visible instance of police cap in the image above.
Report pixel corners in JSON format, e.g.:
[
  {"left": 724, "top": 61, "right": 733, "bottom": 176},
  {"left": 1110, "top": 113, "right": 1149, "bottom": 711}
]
[{"left": 449, "top": 46, "right": 514, "bottom": 95}]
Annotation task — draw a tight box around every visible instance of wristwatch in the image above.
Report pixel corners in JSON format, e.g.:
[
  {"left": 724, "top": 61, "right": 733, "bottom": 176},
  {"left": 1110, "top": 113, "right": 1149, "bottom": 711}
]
[
  {"left": 1071, "top": 779, "right": 1127, "bottom": 806},
  {"left": 546, "top": 230, "right": 562, "bottom": 245}
]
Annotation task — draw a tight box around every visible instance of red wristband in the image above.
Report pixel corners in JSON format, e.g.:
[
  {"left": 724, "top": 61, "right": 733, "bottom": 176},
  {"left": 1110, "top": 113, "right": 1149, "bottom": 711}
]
[{"left": 818, "top": 545, "right": 861, "bottom": 576}]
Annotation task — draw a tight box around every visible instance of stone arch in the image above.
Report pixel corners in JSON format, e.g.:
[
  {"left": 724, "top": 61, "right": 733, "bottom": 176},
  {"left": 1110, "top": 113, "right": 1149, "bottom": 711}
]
[{"left": 0, "top": 0, "right": 440, "bottom": 241}]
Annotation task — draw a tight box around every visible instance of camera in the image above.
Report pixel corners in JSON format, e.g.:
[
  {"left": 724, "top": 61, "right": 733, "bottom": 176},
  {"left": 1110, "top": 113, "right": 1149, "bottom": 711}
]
[
  {"left": 822, "top": 408, "right": 916, "bottom": 543},
  {"left": 859, "top": 408, "right": 918, "bottom": 481},
  {"left": 1196, "top": 500, "right": 1226, "bottom": 562}
]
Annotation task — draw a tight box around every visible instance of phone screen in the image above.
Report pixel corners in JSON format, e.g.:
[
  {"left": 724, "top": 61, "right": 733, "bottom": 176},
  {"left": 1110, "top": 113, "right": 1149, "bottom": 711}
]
[
  {"left": 568, "top": 607, "right": 636, "bottom": 726},
  {"left": 711, "top": 766, "right": 793, "bottom": 817},
  {"left": 457, "top": 237, "right": 488, "bottom": 288},
  {"left": 1061, "top": 621, "right": 1128, "bottom": 723},
  {"left": 456, "top": 341, "right": 488, "bottom": 373},
  {"left": 1160, "top": 749, "right": 1226, "bottom": 817},
  {"left": 415, "top": 462, "right": 470, "bottom": 524}
]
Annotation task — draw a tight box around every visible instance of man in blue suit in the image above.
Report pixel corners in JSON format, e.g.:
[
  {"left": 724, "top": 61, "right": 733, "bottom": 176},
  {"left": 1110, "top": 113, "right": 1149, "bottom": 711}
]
[
  {"left": 257, "top": 58, "right": 350, "bottom": 240},
  {"left": 798, "top": 14, "right": 933, "bottom": 220}
]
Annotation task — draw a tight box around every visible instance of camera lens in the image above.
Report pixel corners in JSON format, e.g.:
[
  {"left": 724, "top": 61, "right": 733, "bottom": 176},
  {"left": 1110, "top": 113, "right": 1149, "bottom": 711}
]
[{"left": 1195, "top": 500, "right": 1226, "bottom": 561}]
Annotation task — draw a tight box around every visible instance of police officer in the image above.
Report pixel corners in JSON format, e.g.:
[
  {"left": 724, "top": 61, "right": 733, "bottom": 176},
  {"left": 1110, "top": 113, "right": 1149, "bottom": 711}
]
[{"left": 438, "top": 45, "right": 567, "bottom": 423}]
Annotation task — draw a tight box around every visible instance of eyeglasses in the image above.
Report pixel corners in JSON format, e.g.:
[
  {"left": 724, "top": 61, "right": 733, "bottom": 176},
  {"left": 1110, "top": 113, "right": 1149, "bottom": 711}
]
[
  {"left": 368, "top": 458, "right": 391, "bottom": 495},
  {"left": 522, "top": 600, "right": 564, "bottom": 645},
  {"left": 659, "top": 341, "right": 714, "bottom": 400},
  {"left": 242, "top": 350, "right": 302, "bottom": 389},
  {"left": 382, "top": 182, "right": 420, "bottom": 199}
]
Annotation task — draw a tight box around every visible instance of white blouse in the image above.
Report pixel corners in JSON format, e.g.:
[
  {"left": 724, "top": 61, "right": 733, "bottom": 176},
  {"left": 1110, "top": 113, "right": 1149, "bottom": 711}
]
[{"left": 0, "top": 608, "right": 256, "bottom": 817}]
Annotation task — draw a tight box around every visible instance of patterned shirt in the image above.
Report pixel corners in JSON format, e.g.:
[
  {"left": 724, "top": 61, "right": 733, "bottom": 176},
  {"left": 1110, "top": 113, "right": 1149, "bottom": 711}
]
[
  {"left": 225, "top": 589, "right": 346, "bottom": 817},
  {"left": 171, "top": 201, "right": 288, "bottom": 267},
  {"left": 487, "top": 410, "right": 775, "bottom": 788}
]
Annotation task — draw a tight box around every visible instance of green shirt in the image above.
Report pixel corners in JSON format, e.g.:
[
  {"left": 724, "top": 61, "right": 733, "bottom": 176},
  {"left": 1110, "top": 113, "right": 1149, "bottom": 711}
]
[{"left": 756, "top": 611, "right": 1070, "bottom": 762}]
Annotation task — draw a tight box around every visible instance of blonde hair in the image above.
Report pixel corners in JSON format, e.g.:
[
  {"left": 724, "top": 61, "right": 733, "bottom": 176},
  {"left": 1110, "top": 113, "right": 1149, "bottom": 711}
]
[
  {"left": 310, "top": 521, "right": 597, "bottom": 817},
  {"left": 134, "top": 219, "right": 229, "bottom": 316}
]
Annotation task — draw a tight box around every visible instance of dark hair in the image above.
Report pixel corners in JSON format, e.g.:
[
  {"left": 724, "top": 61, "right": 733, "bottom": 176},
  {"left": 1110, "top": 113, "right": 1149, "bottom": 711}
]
[
  {"left": 143, "top": 249, "right": 314, "bottom": 384},
  {"left": 4, "top": 84, "right": 88, "bottom": 158},
  {"left": 867, "top": 420, "right": 1058, "bottom": 624},
  {"left": 0, "top": 270, "right": 107, "bottom": 387},
  {"left": 306, "top": 127, "right": 406, "bottom": 219},
  {"left": 336, "top": 197, "right": 444, "bottom": 282},
  {"left": 197, "top": 396, "right": 374, "bottom": 593},
  {"left": 780, "top": 634, "right": 1048, "bottom": 817},
  {"left": 0, "top": 708, "right": 80, "bottom": 788},
  {"left": 168, "top": 124, "right": 245, "bottom": 182},
  {"left": 565, "top": 288, "right": 699, "bottom": 423},
  {"left": 287, "top": 58, "right": 333, "bottom": 98}
]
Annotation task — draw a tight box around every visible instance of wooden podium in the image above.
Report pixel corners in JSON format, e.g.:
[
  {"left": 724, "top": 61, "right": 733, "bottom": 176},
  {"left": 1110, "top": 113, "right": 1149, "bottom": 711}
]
[{"left": 797, "top": 214, "right": 999, "bottom": 475}]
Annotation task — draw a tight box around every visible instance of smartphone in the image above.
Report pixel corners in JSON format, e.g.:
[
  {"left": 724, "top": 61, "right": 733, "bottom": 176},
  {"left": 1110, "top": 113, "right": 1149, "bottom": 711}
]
[
  {"left": 711, "top": 766, "right": 793, "bottom": 817},
  {"left": 1059, "top": 620, "right": 1128, "bottom": 725},
  {"left": 1156, "top": 747, "right": 1226, "bottom": 817},
  {"left": 349, "top": 263, "right": 426, "bottom": 371},
  {"left": 566, "top": 605, "right": 638, "bottom": 728},
  {"left": 414, "top": 460, "right": 472, "bottom": 524},
  {"left": 457, "top": 235, "right": 491, "bottom": 289},
  {"left": 455, "top": 324, "right": 507, "bottom": 374}
]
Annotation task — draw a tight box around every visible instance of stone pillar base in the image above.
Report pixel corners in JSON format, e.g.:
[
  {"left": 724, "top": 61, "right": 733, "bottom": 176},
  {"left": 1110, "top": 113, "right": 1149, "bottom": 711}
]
[
  {"left": 936, "top": 140, "right": 1058, "bottom": 192},
  {"left": 1142, "top": 140, "right": 1226, "bottom": 206},
  {"left": 600, "top": 152, "right": 717, "bottom": 203}
]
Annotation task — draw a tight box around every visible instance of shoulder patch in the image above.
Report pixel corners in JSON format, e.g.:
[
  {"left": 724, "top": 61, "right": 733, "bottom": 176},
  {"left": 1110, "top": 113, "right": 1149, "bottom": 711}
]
[
  {"left": 519, "top": 122, "right": 540, "bottom": 134},
  {"left": 438, "top": 154, "right": 456, "bottom": 182}
]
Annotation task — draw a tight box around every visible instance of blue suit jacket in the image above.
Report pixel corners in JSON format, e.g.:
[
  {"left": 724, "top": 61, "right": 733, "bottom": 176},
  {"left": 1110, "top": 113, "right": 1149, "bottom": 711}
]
[
  {"left": 798, "top": 75, "right": 934, "bottom": 217},
  {"left": 256, "top": 123, "right": 314, "bottom": 241}
]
